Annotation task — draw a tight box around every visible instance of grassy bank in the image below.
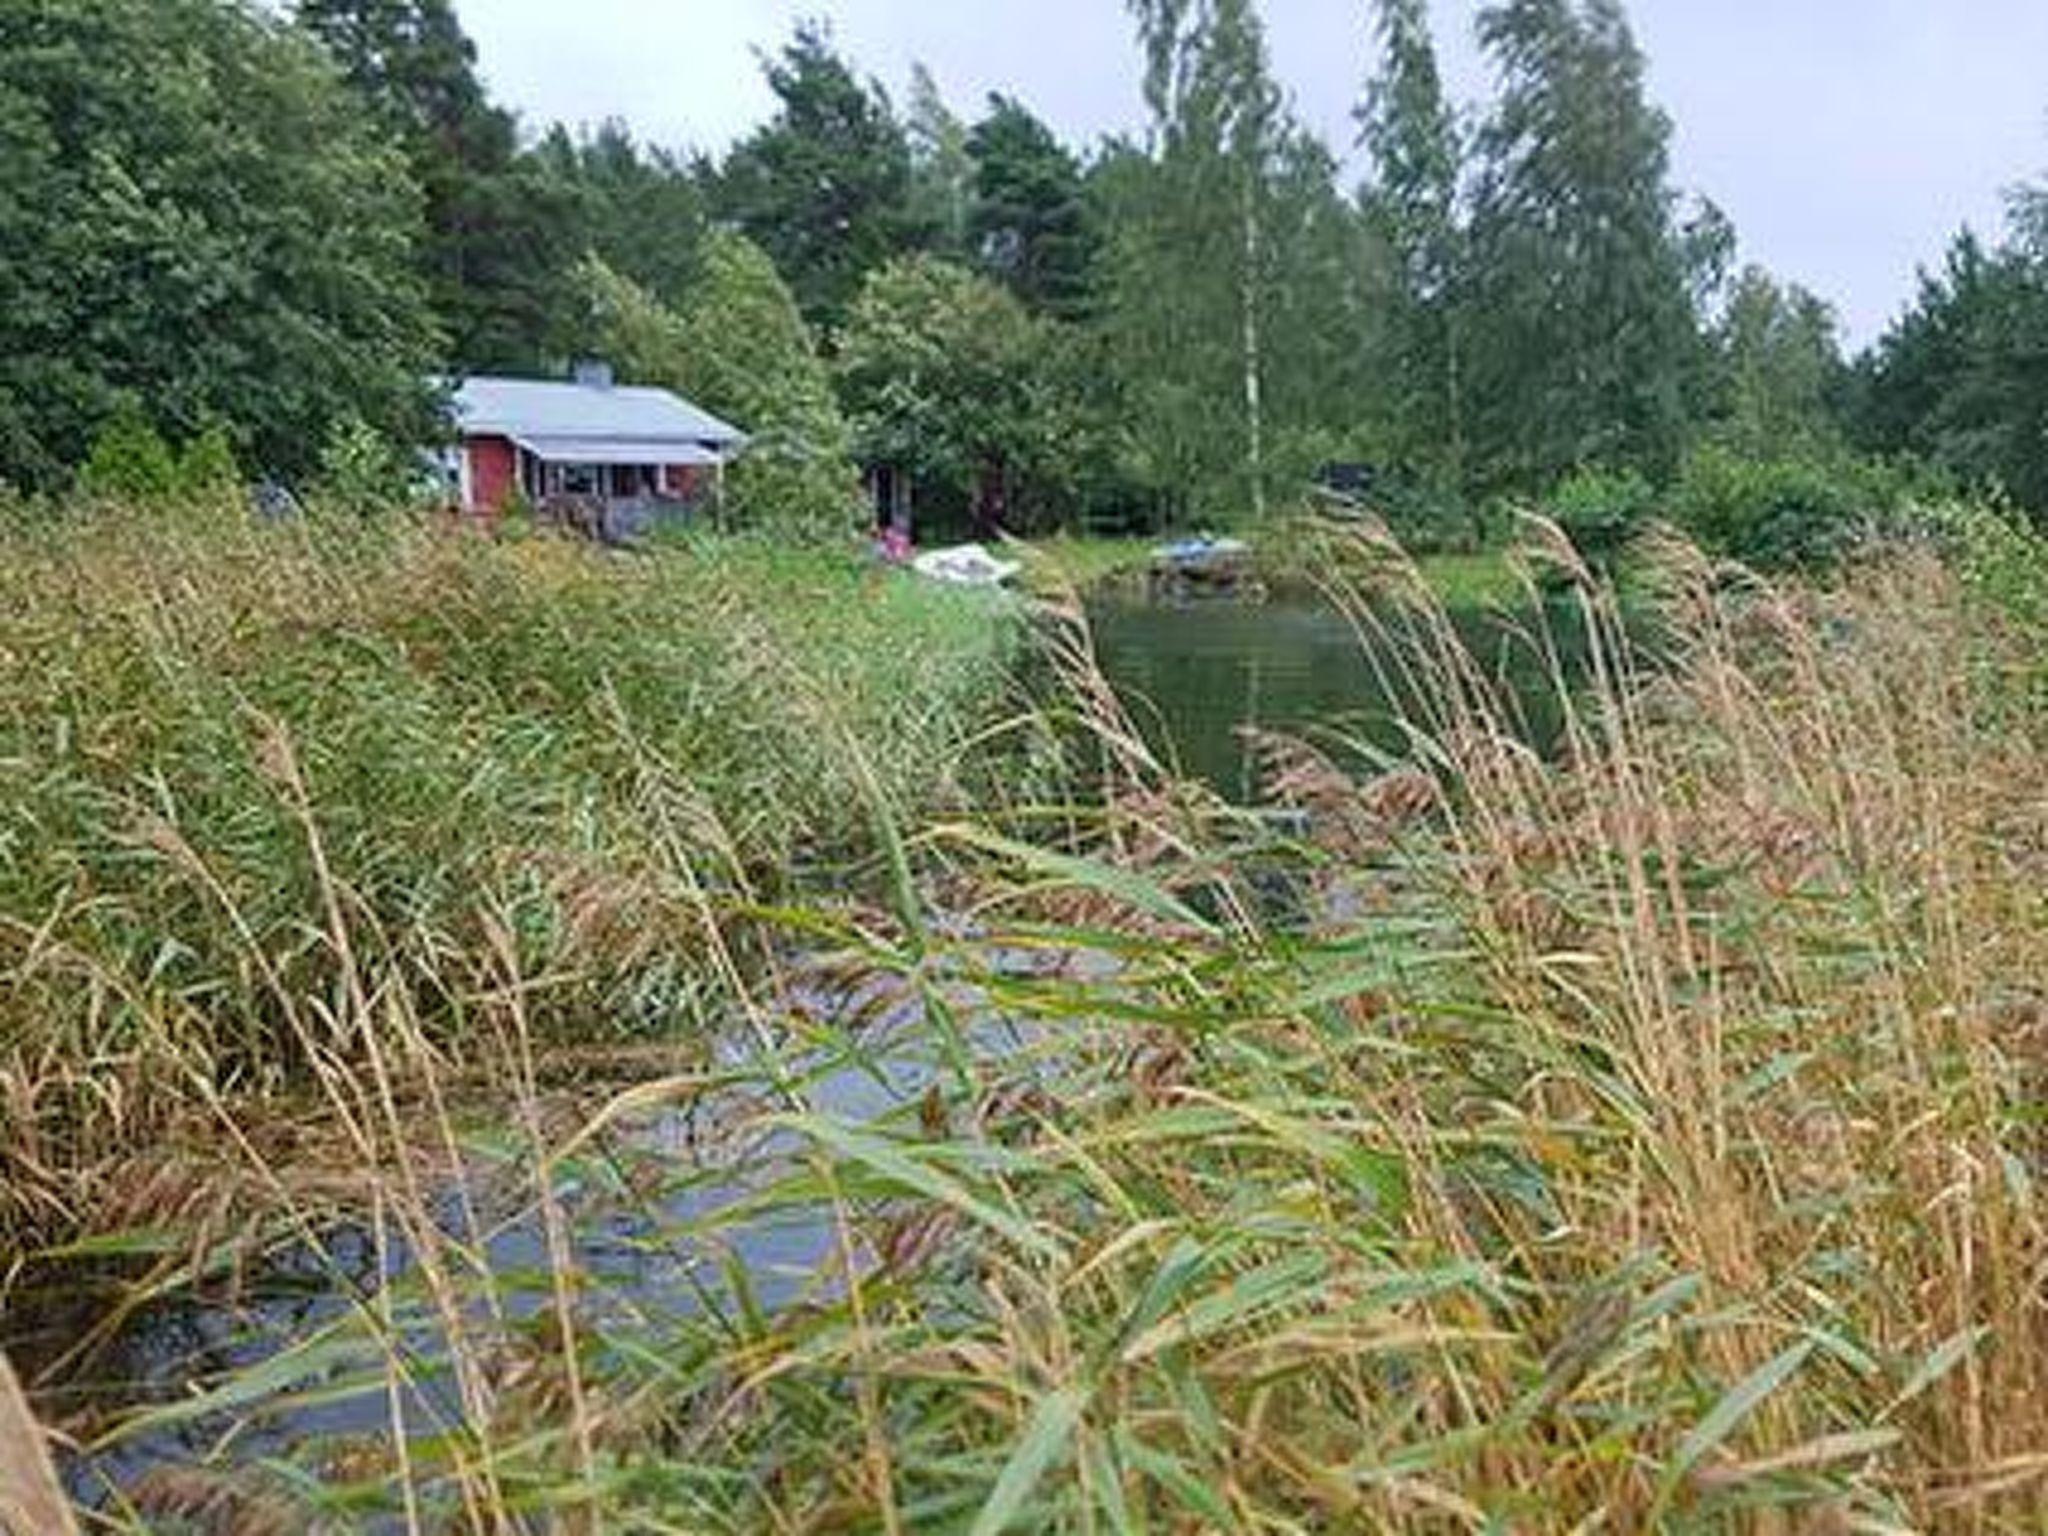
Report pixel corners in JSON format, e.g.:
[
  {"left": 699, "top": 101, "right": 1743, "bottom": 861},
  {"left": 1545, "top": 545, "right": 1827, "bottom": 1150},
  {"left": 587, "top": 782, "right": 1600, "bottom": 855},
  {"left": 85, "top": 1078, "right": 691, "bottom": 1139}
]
[
  {"left": 0, "top": 503, "right": 1020, "bottom": 1254},
  {"left": 1024, "top": 527, "right": 1524, "bottom": 607},
  {"left": 9, "top": 509, "right": 2048, "bottom": 1532}
]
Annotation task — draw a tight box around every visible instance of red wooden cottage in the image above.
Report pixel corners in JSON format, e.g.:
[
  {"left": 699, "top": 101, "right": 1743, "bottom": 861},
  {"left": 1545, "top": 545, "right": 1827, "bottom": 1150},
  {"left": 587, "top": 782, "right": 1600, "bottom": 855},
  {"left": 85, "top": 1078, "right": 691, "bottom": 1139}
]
[{"left": 446, "top": 363, "right": 746, "bottom": 533}]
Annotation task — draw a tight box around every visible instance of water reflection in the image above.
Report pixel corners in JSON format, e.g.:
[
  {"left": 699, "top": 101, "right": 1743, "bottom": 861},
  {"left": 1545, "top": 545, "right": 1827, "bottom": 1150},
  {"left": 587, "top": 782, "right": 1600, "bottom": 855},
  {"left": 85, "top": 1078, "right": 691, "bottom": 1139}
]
[
  {"left": 14, "top": 953, "right": 1057, "bottom": 1514},
  {"left": 1088, "top": 584, "right": 1580, "bottom": 797}
]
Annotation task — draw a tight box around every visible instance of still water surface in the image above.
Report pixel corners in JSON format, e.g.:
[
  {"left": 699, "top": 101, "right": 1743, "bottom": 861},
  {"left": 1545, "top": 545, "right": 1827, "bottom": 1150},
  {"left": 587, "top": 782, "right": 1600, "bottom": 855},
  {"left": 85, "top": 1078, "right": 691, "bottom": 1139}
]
[{"left": 1089, "top": 584, "right": 1579, "bottom": 797}]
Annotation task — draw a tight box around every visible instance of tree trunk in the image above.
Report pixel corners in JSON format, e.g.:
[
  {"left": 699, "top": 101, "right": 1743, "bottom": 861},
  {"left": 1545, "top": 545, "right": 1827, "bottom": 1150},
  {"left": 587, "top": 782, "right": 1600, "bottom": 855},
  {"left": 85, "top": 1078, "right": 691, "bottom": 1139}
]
[
  {"left": 975, "top": 454, "right": 1010, "bottom": 540},
  {"left": 1445, "top": 307, "right": 1475, "bottom": 544},
  {"left": 1240, "top": 171, "right": 1267, "bottom": 522}
]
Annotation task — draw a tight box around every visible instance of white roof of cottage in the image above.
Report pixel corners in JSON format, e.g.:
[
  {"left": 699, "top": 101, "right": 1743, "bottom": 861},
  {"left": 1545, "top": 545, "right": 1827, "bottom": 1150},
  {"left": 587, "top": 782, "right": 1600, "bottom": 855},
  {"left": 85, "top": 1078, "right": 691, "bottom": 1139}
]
[{"left": 450, "top": 376, "right": 746, "bottom": 454}]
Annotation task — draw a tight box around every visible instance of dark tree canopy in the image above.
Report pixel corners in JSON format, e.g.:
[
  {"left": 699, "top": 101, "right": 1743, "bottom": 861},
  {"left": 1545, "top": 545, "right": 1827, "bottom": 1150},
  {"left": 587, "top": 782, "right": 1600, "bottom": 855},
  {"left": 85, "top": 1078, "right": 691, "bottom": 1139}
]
[
  {"left": 298, "top": 0, "right": 580, "bottom": 371},
  {"left": 711, "top": 24, "right": 918, "bottom": 332},
  {"left": 1856, "top": 202, "right": 2048, "bottom": 515},
  {"left": 968, "top": 95, "right": 1099, "bottom": 320},
  {"left": 0, "top": 0, "right": 440, "bottom": 488},
  {"left": 534, "top": 120, "right": 709, "bottom": 310},
  {"left": 295, "top": 0, "right": 487, "bottom": 138}
]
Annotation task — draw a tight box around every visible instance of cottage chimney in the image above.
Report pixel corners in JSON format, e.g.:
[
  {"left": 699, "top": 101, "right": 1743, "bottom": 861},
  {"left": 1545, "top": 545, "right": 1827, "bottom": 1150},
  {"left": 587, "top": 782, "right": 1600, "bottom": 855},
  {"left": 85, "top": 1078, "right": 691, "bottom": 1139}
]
[{"left": 572, "top": 359, "right": 616, "bottom": 390}]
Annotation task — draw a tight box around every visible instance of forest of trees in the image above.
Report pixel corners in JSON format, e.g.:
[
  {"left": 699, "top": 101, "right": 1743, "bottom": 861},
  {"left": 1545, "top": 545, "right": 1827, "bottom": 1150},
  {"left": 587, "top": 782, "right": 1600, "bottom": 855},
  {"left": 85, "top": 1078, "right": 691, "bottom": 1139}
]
[{"left": 2, "top": 0, "right": 2044, "bottom": 555}]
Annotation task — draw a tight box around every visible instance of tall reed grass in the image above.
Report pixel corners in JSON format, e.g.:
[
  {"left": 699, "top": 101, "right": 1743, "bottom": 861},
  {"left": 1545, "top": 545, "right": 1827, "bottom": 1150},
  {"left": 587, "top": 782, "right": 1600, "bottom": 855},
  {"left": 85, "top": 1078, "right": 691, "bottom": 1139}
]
[
  {"left": 7, "top": 504, "right": 2047, "bottom": 1532},
  {"left": 0, "top": 501, "right": 1020, "bottom": 1258}
]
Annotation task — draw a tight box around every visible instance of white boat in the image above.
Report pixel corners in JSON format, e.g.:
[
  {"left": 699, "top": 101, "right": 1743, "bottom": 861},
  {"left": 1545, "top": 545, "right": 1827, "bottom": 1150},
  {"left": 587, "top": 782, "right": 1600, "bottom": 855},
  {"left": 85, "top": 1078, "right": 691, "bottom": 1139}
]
[
  {"left": 1151, "top": 534, "right": 1251, "bottom": 573},
  {"left": 911, "top": 542, "right": 1023, "bottom": 588}
]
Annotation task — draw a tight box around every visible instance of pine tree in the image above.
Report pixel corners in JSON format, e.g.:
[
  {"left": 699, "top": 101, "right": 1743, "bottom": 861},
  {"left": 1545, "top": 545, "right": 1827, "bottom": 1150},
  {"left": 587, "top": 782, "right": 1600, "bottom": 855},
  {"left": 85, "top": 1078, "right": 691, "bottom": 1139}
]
[
  {"left": 297, "top": 0, "right": 580, "bottom": 371},
  {"left": 968, "top": 96, "right": 1099, "bottom": 321},
  {"left": 532, "top": 121, "right": 708, "bottom": 309},
  {"left": 711, "top": 24, "right": 918, "bottom": 332}
]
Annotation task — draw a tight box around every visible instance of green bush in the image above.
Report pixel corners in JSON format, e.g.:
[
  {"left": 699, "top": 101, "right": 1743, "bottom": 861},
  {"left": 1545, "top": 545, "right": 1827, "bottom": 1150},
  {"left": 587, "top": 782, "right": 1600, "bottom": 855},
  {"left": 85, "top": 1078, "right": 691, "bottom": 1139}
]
[
  {"left": 175, "top": 422, "right": 243, "bottom": 502},
  {"left": 313, "top": 416, "right": 406, "bottom": 512},
  {"left": 77, "top": 406, "right": 180, "bottom": 503},
  {"left": 1669, "top": 445, "right": 1908, "bottom": 571},
  {"left": 1384, "top": 475, "right": 1482, "bottom": 553},
  {"left": 1546, "top": 465, "right": 1657, "bottom": 562},
  {"left": 1920, "top": 498, "right": 2048, "bottom": 654}
]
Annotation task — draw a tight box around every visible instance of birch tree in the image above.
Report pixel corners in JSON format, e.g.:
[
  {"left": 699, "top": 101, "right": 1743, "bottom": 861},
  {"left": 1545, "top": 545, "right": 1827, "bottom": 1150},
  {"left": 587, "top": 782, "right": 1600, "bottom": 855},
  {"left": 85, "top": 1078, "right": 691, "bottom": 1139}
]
[
  {"left": 1465, "top": 0, "right": 1703, "bottom": 491},
  {"left": 1118, "top": 0, "right": 1286, "bottom": 519}
]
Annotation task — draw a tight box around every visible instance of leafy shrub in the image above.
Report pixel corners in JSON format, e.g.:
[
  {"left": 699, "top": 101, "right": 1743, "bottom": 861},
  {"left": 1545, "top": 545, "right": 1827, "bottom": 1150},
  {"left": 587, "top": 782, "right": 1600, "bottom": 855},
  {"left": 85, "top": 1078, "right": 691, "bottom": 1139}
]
[
  {"left": 499, "top": 485, "right": 538, "bottom": 533},
  {"left": 313, "top": 416, "right": 407, "bottom": 512},
  {"left": 1670, "top": 445, "right": 1908, "bottom": 571},
  {"left": 1546, "top": 465, "right": 1657, "bottom": 562},
  {"left": 1872, "top": 497, "right": 2048, "bottom": 726},
  {"left": 1277, "top": 430, "right": 1478, "bottom": 552},
  {"left": 1919, "top": 497, "right": 2048, "bottom": 645},
  {"left": 576, "top": 240, "right": 861, "bottom": 543},
  {"left": 175, "top": 422, "right": 242, "bottom": 502},
  {"left": 0, "top": 478, "right": 39, "bottom": 531},
  {"left": 1381, "top": 475, "right": 1480, "bottom": 554},
  {"left": 77, "top": 406, "right": 180, "bottom": 502}
]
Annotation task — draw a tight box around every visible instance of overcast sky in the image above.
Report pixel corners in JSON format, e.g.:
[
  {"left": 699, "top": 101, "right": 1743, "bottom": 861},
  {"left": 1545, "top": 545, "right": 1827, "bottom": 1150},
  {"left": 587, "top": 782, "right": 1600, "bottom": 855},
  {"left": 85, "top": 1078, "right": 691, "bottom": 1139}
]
[{"left": 456, "top": 0, "right": 2048, "bottom": 349}]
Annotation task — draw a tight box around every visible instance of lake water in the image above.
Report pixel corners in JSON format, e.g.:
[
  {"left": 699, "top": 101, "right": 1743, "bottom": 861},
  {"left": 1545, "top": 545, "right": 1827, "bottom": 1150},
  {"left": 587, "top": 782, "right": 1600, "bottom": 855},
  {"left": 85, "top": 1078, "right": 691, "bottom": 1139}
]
[
  {"left": 15, "top": 956, "right": 1066, "bottom": 1517},
  {"left": 1088, "top": 584, "right": 1579, "bottom": 798}
]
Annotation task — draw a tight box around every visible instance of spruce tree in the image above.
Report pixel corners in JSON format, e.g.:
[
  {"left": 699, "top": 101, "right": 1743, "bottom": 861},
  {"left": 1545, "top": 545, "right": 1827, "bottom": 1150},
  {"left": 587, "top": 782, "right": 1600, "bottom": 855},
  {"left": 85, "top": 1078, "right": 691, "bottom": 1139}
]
[{"left": 1358, "top": 0, "right": 1469, "bottom": 509}]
